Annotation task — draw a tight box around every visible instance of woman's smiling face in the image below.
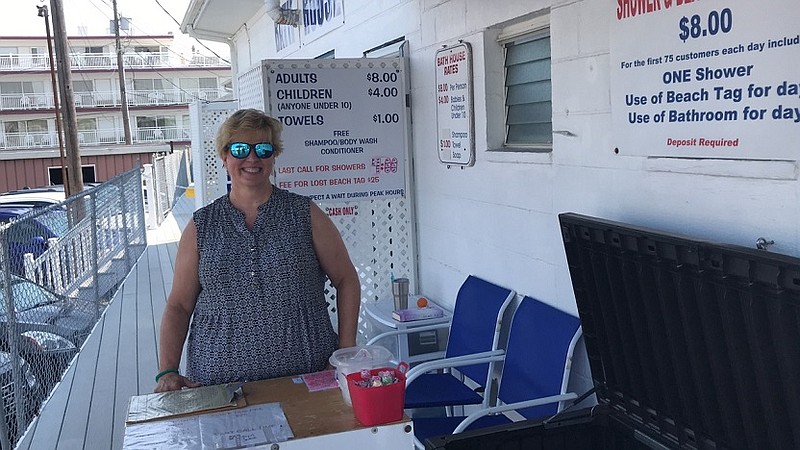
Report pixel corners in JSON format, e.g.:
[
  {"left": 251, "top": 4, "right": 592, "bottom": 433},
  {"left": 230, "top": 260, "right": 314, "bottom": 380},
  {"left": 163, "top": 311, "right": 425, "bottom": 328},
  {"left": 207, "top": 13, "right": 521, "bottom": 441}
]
[{"left": 222, "top": 128, "right": 275, "bottom": 189}]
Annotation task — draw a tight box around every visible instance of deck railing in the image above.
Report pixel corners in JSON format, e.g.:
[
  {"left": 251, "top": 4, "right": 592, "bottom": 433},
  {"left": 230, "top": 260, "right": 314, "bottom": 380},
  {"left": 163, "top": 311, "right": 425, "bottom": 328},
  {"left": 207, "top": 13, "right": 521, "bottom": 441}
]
[
  {"left": 0, "top": 126, "right": 191, "bottom": 149},
  {"left": 0, "top": 51, "right": 227, "bottom": 71},
  {"left": 0, "top": 167, "right": 149, "bottom": 447},
  {"left": 0, "top": 87, "right": 224, "bottom": 112}
]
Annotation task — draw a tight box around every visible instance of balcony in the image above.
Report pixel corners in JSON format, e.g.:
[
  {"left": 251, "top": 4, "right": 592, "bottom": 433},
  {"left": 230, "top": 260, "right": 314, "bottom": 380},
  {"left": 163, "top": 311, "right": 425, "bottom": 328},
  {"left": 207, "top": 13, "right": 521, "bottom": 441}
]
[
  {"left": 0, "top": 126, "right": 190, "bottom": 150},
  {"left": 0, "top": 88, "right": 224, "bottom": 111},
  {"left": 0, "top": 51, "right": 228, "bottom": 71}
]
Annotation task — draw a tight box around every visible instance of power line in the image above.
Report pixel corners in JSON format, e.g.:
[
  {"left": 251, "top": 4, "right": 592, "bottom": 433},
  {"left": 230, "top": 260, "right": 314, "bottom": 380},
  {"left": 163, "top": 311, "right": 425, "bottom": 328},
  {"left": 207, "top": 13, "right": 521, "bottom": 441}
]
[
  {"left": 83, "top": 0, "right": 230, "bottom": 70},
  {"left": 151, "top": 0, "right": 230, "bottom": 64},
  {"left": 76, "top": 0, "right": 230, "bottom": 82}
]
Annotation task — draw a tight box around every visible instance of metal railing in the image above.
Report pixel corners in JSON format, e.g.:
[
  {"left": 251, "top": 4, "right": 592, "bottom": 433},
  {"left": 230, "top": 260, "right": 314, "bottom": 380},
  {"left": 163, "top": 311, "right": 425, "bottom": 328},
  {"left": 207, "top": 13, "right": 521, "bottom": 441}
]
[
  {"left": 0, "top": 88, "right": 224, "bottom": 112},
  {"left": 142, "top": 149, "right": 190, "bottom": 229},
  {"left": 0, "top": 51, "right": 227, "bottom": 71},
  {"left": 0, "top": 167, "right": 147, "bottom": 447},
  {"left": 0, "top": 126, "right": 191, "bottom": 149}
]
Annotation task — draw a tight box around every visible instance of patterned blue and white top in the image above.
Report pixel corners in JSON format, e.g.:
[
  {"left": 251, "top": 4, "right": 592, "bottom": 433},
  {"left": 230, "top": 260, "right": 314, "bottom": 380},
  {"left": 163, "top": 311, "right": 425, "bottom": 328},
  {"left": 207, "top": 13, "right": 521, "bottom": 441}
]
[{"left": 186, "top": 187, "right": 337, "bottom": 385}]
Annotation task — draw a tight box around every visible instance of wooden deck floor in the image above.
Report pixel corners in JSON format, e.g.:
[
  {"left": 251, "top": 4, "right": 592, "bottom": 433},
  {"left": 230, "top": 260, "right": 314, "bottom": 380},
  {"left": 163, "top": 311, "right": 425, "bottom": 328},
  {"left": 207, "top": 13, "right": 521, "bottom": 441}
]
[{"left": 16, "top": 195, "right": 195, "bottom": 450}]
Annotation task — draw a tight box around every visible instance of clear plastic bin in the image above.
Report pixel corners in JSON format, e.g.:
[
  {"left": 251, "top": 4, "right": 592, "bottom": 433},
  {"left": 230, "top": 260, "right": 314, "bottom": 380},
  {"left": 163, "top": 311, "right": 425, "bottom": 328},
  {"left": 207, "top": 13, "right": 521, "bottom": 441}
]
[{"left": 329, "top": 345, "right": 394, "bottom": 405}]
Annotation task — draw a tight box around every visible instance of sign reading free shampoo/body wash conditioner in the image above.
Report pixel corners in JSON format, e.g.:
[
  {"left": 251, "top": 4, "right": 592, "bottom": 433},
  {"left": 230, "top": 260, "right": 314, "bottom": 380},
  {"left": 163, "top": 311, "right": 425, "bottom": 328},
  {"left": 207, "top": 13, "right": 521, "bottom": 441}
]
[
  {"left": 263, "top": 59, "right": 409, "bottom": 202},
  {"left": 611, "top": 0, "right": 799, "bottom": 159}
]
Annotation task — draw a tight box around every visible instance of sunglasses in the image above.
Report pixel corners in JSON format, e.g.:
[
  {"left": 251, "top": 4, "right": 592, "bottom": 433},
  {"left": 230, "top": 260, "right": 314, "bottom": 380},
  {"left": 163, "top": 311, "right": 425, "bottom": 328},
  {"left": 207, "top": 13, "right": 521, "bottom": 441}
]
[{"left": 227, "top": 142, "right": 275, "bottom": 159}]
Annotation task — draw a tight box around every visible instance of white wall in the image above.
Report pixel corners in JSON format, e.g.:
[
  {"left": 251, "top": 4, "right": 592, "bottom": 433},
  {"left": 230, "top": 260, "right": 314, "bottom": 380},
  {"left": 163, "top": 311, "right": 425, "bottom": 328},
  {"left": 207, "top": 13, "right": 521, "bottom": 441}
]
[
  {"left": 257, "top": 0, "right": 795, "bottom": 311},
  {"left": 226, "top": 0, "right": 799, "bottom": 396}
]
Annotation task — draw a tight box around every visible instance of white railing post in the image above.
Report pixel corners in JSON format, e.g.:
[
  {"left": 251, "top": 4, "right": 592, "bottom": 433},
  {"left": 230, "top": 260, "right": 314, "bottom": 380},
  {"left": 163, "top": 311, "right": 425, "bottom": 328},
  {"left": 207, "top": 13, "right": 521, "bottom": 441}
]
[{"left": 143, "top": 163, "right": 158, "bottom": 229}]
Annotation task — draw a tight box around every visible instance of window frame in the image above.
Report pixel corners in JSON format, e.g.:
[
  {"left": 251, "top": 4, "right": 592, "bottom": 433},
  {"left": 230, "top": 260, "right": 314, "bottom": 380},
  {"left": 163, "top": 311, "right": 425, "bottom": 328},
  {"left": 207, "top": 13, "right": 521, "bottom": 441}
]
[{"left": 498, "top": 17, "right": 552, "bottom": 153}]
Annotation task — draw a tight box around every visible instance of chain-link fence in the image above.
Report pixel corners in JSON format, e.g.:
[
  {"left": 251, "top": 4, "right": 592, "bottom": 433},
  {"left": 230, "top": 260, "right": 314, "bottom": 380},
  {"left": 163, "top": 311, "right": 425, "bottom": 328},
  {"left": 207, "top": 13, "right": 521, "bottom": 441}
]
[{"left": 0, "top": 167, "right": 147, "bottom": 447}]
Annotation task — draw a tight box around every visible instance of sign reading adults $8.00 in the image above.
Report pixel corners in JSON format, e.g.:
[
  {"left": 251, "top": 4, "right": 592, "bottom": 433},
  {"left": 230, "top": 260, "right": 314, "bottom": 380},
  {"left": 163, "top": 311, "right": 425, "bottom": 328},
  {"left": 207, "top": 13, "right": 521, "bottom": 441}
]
[
  {"left": 264, "top": 59, "right": 408, "bottom": 202},
  {"left": 611, "top": 0, "right": 799, "bottom": 158}
]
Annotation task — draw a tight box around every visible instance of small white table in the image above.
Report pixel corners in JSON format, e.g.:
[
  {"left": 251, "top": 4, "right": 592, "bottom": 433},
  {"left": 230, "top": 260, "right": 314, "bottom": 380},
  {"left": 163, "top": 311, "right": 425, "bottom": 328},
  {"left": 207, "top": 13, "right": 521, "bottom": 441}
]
[{"left": 363, "top": 296, "right": 452, "bottom": 365}]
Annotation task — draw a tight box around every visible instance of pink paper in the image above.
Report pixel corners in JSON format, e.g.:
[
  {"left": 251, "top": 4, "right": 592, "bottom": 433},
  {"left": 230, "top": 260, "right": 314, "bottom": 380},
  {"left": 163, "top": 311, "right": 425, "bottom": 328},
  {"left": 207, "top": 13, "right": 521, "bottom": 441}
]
[{"left": 302, "top": 369, "right": 338, "bottom": 392}]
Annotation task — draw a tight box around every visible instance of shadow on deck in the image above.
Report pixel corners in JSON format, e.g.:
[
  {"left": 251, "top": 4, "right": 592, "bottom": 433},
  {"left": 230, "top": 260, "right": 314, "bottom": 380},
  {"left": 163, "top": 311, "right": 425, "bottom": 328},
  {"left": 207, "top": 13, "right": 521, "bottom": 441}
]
[{"left": 15, "top": 195, "right": 195, "bottom": 450}]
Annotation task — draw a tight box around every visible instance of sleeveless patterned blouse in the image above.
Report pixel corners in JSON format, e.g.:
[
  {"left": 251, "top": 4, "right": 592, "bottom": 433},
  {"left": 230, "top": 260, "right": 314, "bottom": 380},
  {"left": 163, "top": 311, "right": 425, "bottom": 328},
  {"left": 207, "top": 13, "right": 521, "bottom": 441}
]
[{"left": 187, "top": 188, "right": 337, "bottom": 385}]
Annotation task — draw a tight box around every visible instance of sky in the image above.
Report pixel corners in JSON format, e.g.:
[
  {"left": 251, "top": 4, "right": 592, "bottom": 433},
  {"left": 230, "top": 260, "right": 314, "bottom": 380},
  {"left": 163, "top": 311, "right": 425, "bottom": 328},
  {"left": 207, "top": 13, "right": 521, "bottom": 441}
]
[{"left": 0, "top": 0, "right": 229, "bottom": 58}]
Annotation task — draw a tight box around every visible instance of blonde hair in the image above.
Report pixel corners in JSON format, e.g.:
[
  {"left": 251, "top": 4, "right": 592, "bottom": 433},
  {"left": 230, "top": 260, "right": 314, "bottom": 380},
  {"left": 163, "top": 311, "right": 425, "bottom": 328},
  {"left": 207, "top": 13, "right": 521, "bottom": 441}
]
[{"left": 215, "top": 109, "right": 284, "bottom": 158}]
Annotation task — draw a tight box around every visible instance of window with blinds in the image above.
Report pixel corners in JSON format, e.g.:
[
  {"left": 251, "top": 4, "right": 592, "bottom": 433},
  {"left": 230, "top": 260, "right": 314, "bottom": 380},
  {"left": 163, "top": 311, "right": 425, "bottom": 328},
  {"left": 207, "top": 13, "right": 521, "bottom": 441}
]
[{"left": 503, "top": 32, "right": 552, "bottom": 148}]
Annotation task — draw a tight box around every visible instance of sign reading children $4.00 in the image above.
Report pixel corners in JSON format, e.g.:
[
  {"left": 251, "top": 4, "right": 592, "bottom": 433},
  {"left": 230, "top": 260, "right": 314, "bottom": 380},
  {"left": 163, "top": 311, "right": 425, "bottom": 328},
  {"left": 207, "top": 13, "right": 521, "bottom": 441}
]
[{"left": 264, "top": 59, "right": 409, "bottom": 202}]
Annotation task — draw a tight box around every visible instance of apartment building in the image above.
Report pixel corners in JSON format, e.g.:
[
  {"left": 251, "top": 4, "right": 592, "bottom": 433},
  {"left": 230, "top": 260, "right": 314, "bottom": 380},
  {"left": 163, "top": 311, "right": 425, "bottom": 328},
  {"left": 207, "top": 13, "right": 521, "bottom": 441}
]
[{"left": 0, "top": 32, "right": 230, "bottom": 192}]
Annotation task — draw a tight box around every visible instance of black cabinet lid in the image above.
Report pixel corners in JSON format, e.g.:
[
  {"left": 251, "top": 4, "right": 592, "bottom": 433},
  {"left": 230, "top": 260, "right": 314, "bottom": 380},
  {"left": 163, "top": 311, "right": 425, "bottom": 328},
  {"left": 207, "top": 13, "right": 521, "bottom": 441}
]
[{"left": 559, "top": 212, "right": 800, "bottom": 450}]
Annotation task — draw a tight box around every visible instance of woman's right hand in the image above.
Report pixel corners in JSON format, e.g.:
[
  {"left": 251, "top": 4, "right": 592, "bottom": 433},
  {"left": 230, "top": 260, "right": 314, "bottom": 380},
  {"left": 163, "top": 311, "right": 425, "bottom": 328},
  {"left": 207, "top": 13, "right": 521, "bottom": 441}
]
[{"left": 154, "top": 372, "right": 201, "bottom": 392}]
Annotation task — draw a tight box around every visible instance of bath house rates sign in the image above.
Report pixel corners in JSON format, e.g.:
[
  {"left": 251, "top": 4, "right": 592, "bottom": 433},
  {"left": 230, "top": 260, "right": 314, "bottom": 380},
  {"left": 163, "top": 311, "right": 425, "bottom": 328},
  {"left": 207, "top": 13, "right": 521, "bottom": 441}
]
[
  {"left": 611, "top": 0, "right": 799, "bottom": 159},
  {"left": 263, "top": 59, "right": 409, "bottom": 202},
  {"left": 436, "top": 43, "right": 475, "bottom": 166}
]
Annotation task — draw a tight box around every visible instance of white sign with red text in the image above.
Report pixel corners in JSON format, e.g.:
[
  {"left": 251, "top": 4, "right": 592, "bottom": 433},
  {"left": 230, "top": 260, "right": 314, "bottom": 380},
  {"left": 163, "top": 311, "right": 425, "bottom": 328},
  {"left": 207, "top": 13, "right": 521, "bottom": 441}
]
[
  {"left": 264, "top": 58, "right": 409, "bottom": 202},
  {"left": 436, "top": 43, "right": 475, "bottom": 165},
  {"left": 611, "top": 0, "right": 799, "bottom": 158}
]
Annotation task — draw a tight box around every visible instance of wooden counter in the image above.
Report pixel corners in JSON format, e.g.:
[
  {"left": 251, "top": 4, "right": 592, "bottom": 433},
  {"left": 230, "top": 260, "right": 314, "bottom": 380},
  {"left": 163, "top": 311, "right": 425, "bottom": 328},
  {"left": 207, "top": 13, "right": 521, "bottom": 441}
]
[
  {"left": 243, "top": 375, "right": 410, "bottom": 439},
  {"left": 124, "top": 374, "right": 414, "bottom": 449}
]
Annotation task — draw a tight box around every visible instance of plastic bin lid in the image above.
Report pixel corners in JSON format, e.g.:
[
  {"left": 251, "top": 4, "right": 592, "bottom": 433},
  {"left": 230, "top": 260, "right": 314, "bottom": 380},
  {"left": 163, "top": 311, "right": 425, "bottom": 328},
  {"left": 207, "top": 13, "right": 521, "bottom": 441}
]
[
  {"left": 329, "top": 345, "right": 394, "bottom": 370},
  {"left": 559, "top": 212, "right": 800, "bottom": 450}
]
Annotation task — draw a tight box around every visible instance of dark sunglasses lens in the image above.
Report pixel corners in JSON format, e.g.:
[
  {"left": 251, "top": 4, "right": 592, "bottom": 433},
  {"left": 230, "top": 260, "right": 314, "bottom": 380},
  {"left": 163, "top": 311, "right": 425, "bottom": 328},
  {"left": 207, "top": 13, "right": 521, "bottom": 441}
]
[
  {"left": 254, "top": 143, "right": 274, "bottom": 158},
  {"left": 229, "top": 142, "right": 250, "bottom": 159}
]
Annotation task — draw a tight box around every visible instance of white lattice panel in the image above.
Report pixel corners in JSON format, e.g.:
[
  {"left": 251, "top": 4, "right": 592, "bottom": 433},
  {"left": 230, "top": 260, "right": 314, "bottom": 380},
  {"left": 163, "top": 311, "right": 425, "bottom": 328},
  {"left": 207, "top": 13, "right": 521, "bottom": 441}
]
[
  {"left": 323, "top": 196, "right": 416, "bottom": 344},
  {"left": 237, "top": 63, "right": 265, "bottom": 111},
  {"left": 189, "top": 100, "right": 238, "bottom": 208}
]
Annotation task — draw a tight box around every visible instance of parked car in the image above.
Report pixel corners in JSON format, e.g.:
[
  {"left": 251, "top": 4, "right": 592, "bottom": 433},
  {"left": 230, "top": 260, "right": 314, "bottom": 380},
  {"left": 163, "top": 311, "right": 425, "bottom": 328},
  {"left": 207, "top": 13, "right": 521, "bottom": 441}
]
[
  {"left": 0, "top": 275, "right": 95, "bottom": 392},
  {"left": 0, "top": 186, "right": 69, "bottom": 208},
  {"left": 0, "top": 351, "right": 41, "bottom": 442},
  {"left": 0, "top": 205, "right": 67, "bottom": 276},
  {"left": 0, "top": 275, "right": 95, "bottom": 345},
  {"left": 0, "top": 184, "right": 100, "bottom": 209}
]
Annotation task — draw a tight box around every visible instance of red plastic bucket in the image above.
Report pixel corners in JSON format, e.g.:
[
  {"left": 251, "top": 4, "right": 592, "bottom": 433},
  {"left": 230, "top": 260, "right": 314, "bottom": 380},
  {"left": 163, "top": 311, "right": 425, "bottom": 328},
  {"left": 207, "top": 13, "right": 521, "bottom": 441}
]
[{"left": 346, "top": 363, "right": 408, "bottom": 426}]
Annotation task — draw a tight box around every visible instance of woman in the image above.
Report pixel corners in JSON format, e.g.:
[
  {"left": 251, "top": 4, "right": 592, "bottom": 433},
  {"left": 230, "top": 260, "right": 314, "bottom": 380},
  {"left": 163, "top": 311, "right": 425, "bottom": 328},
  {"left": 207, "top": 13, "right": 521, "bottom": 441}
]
[{"left": 155, "top": 109, "right": 360, "bottom": 392}]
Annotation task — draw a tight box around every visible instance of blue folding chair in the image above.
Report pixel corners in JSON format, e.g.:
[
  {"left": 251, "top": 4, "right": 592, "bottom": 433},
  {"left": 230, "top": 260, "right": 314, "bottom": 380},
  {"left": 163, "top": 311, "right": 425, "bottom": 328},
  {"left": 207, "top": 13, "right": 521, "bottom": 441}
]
[
  {"left": 396, "top": 275, "right": 516, "bottom": 410},
  {"left": 411, "top": 296, "right": 583, "bottom": 449}
]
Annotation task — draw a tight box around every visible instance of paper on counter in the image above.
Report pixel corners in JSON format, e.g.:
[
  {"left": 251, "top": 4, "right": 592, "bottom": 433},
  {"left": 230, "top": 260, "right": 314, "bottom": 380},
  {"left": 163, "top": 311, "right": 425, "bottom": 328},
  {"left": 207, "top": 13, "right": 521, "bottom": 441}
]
[
  {"left": 126, "top": 382, "right": 244, "bottom": 424},
  {"left": 123, "top": 403, "right": 293, "bottom": 450},
  {"left": 199, "top": 403, "right": 294, "bottom": 449},
  {"left": 302, "top": 369, "right": 338, "bottom": 392},
  {"left": 123, "top": 415, "right": 200, "bottom": 449}
]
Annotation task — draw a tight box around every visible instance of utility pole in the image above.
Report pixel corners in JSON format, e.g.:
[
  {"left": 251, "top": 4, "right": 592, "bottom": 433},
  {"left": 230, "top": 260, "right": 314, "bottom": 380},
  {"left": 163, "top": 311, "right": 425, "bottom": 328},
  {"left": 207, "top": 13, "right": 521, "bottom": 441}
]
[
  {"left": 50, "top": 0, "right": 84, "bottom": 195},
  {"left": 37, "top": 5, "right": 68, "bottom": 188},
  {"left": 112, "top": 0, "right": 132, "bottom": 144}
]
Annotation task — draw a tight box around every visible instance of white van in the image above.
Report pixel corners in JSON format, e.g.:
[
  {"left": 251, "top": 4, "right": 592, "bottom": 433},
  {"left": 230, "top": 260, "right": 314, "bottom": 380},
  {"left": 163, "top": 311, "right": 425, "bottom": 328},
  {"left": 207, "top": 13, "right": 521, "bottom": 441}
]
[
  {"left": 0, "top": 184, "right": 98, "bottom": 208},
  {"left": 0, "top": 186, "right": 68, "bottom": 208}
]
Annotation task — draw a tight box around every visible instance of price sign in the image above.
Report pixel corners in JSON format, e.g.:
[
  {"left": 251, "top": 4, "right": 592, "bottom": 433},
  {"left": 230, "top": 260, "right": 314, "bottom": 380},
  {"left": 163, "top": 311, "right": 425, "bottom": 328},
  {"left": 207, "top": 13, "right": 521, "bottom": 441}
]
[
  {"left": 264, "top": 59, "right": 409, "bottom": 201},
  {"left": 611, "top": 0, "right": 800, "bottom": 159},
  {"left": 435, "top": 43, "right": 475, "bottom": 166},
  {"left": 678, "top": 9, "right": 733, "bottom": 43}
]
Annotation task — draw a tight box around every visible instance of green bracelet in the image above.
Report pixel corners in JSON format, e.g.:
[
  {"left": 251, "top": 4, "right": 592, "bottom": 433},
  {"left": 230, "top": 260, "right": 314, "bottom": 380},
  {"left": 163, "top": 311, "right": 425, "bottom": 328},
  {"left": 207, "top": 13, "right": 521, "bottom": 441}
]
[{"left": 155, "top": 368, "right": 179, "bottom": 382}]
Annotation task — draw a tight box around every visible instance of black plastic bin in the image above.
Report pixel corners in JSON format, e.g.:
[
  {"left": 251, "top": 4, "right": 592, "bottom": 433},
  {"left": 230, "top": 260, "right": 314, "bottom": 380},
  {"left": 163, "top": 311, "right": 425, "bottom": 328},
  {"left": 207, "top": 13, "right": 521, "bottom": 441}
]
[
  {"left": 426, "top": 405, "right": 656, "bottom": 449},
  {"left": 427, "top": 213, "right": 800, "bottom": 450}
]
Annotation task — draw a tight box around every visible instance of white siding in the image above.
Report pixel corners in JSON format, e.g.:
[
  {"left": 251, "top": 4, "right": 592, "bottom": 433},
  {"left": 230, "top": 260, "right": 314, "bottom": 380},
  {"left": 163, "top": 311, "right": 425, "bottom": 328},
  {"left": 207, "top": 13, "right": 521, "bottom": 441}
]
[{"left": 227, "top": 0, "right": 800, "bottom": 392}]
